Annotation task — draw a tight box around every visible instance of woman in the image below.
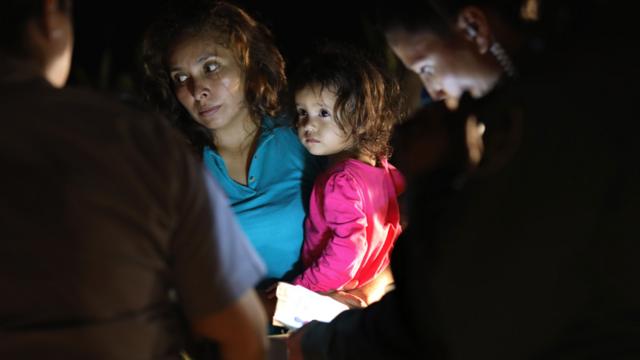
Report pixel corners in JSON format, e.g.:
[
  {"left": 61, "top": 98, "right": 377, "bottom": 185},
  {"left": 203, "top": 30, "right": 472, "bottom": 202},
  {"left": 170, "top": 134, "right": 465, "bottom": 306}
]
[{"left": 143, "top": 1, "right": 321, "bottom": 288}]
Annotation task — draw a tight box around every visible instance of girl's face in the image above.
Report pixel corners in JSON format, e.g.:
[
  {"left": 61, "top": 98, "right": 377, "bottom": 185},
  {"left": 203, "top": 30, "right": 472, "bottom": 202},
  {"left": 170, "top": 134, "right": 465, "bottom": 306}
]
[
  {"left": 295, "top": 85, "right": 352, "bottom": 157},
  {"left": 168, "top": 34, "right": 249, "bottom": 131},
  {"left": 387, "top": 28, "right": 501, "bottom": 109}
]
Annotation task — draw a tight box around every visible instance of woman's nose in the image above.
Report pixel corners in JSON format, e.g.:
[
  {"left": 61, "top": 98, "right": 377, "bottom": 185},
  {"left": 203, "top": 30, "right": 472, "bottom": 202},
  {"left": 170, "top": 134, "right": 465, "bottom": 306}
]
[{"left": 192, "top": 79, "right": 210, "bottom": 101}]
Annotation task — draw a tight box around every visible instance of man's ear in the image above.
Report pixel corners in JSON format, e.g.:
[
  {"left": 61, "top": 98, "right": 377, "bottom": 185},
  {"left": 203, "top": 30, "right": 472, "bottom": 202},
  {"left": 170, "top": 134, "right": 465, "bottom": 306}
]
[
  {"left": 25, "top": 0, "right": 73, "bottom": 87},
  {"left": 456, "top": 6, "right": 492, "bottom": 54}
]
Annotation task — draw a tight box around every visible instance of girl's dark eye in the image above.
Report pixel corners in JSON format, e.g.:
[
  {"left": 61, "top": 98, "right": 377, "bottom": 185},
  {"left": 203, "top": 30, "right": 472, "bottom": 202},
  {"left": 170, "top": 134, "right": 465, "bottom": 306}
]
[
  {"left": 320, "top": 109, "right": 331, "bottom": 118},
  {"left": 297, "top": 108, "right": 308, "bottom": 118}
]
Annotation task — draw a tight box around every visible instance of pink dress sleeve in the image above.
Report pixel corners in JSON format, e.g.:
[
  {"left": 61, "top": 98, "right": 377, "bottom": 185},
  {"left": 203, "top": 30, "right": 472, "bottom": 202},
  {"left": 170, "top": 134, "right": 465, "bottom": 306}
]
[{"left": 293, "top": 172, "right": 368, "bottom": 292}]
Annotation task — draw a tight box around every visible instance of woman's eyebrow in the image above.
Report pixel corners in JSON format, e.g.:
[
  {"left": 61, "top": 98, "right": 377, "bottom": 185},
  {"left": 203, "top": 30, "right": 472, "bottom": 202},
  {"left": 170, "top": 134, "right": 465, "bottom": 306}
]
[{"left": 170, "top": 53, "right": 217, "bottom": 72}]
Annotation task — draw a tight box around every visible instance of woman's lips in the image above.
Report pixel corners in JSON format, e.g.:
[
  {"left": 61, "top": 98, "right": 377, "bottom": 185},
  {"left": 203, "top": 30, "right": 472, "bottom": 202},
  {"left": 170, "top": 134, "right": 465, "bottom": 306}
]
[{"left": 198, "top": 105, "right": 221, "bottom": 117}]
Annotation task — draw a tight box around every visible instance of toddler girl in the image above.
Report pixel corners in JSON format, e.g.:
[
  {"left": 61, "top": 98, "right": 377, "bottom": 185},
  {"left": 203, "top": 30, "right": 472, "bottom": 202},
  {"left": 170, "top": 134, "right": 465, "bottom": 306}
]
[{"left": 291, "top": 46, "right": 405, "bottom": 300}]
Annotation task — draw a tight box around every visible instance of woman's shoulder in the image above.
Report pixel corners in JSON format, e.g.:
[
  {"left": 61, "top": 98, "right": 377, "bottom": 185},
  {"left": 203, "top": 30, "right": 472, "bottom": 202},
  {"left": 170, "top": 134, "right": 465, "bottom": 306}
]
[
  {"left": 262, "top": 116, "right": 297, "bottom": 140},
  {"left": 261, "top": 115, "right": 327, "bottom": 173},
  {"left": 262, "top": 117, "right": 318, "bottom": 161}
]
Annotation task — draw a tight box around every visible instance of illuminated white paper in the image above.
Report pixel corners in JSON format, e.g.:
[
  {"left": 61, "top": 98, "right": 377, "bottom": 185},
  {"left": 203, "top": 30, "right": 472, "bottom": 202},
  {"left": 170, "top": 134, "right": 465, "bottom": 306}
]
[{"left": 272, "top": 282, "right": 349, "bottom": 330}]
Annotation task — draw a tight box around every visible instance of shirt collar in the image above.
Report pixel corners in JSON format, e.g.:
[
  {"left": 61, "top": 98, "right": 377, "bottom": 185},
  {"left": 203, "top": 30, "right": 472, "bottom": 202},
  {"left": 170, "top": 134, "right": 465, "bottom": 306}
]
[
  {"left": 203, "top": 116, "right": 280, "bottom": 159},
  {"left": 0, "top": 53, "right": 47, "bottom": 86}
]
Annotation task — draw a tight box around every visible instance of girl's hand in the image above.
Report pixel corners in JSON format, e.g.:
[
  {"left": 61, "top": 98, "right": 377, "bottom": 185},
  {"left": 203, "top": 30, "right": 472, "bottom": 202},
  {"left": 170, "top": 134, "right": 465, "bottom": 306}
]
[
  {"left": 325, "top": 290, "right": 367, "bottom": 309},
  {"left": 345, "top": 265, "right": 395, "bottom": 305}
]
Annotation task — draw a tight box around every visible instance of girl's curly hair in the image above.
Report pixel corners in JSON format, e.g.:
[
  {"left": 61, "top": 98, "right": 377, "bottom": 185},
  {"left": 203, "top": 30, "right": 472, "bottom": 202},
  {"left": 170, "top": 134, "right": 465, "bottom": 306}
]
[{"left": 291, "top": 44, "right": 404, "bottom": 160}]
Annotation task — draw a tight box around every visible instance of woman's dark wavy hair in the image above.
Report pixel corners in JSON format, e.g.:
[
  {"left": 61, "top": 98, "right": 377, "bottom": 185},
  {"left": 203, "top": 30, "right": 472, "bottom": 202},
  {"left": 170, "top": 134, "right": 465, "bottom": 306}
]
[
  {"left": 291, "top": 44, "right": 404, "bottom": 160},
  {"left": 142, "top": 1, "right": 286, "bottom": 153}
]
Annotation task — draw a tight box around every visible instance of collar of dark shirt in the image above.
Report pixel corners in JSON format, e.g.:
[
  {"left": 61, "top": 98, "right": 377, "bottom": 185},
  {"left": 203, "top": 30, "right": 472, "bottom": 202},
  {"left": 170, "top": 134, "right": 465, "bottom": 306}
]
[{"left": 0, "top": 53, "right": 46, "bottom": 86}]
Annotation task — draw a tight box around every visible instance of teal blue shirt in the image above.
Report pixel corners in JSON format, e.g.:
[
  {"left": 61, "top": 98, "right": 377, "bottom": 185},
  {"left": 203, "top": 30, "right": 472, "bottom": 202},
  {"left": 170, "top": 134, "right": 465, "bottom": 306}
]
[{"left": 203, "top": 118, "right": 321, "bottom": 283}]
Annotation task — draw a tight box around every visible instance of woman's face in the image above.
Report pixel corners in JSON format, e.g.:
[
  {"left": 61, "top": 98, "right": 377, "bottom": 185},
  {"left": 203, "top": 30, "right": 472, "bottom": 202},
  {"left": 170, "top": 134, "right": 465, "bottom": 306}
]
[
  {"left": 387, "top": 28, "right": 500, "bottom": 109},
  {"left": 168, "top": 34, "right": 249, "bottom": 131}
]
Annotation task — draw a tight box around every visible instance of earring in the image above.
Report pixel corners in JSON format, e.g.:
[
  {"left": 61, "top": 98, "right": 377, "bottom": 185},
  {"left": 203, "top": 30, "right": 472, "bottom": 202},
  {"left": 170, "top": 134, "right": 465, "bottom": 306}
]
[
  {"left": 489, "top": 41, "right": 517, "bottom": 78},
  {"left": 464, "top": 22, "right": 517, "bottom": 78},
  {"left": 466, "top": 25, "right": 478, "bottom": 39}
]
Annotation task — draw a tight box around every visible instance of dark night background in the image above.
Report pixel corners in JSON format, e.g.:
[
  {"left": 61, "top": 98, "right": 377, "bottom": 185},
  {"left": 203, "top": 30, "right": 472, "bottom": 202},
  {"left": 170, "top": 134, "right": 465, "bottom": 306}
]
[
  {"left": 70, "top": 1, "right": 392, "bottom": 102},
  {"left": 69, "top": 0, "right": 631, "bottom": 107}
]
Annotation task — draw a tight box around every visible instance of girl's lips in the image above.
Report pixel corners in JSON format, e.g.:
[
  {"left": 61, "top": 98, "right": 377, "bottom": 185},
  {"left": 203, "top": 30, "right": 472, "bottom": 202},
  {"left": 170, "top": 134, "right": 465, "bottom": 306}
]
[
  {"left": 305, "top": 138, "right": 320, "bottom": 143},
  {"left": 199, "top": 105, "right": 221, "bottom": 116}
]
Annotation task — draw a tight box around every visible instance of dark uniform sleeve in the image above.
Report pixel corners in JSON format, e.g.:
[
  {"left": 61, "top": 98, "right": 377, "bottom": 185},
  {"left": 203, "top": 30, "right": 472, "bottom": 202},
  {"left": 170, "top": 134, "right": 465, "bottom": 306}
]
[{"left": 300, "top": 290, "right": 418, "bottom": 360}]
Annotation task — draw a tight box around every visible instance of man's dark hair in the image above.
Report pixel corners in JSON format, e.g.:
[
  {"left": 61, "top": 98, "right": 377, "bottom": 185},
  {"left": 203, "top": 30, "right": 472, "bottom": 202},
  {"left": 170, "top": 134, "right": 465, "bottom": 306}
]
[{"left": 375, "top": 0, "right": 527, "bottom": 36}]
